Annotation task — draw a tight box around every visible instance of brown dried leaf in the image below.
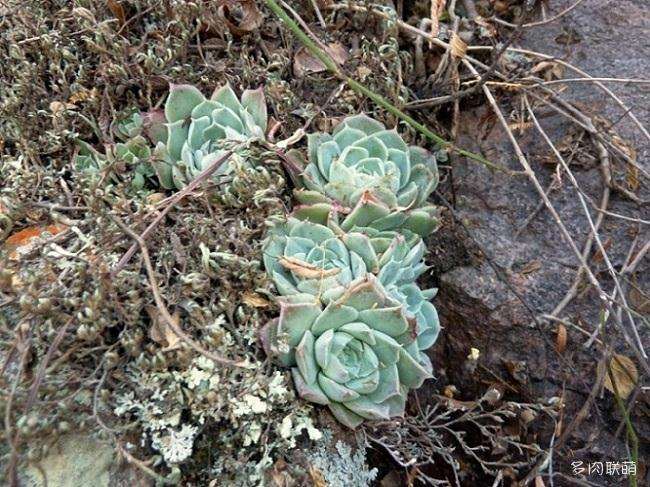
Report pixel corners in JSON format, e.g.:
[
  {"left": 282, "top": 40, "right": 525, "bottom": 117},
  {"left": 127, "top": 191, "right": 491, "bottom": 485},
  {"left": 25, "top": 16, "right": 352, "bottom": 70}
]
[
  {"left": 146, "top": 306, "right": 182, "bottom": 351},
  {"left": 279, "top": 256, "right": 340, "bottom": 279},
  {"left": 107, "top": 0, "right": 126, "bottom": 27},
  {"left": 218, "top": 0, "right": 263, "bottom": 36},
  {"left": 628, "top": 278, "right": 650, "bottom": 314},
  {"left": 556, "top": 324, "right": 567, "bottom": 354},
  {"left": 520, "top": 260, "right": 542, "bottom": 275},
  {"left": 293, "top": 43, "right": 348, "bottom": 77},
  {"left": 242, "top": 292, "right": 270, "bottom": 308},
  {"left": 308, "top": 465, "right": 327, "bottom": 487},
  {"left": 604, "top": 354, "right": 638, "bottom": 399}
]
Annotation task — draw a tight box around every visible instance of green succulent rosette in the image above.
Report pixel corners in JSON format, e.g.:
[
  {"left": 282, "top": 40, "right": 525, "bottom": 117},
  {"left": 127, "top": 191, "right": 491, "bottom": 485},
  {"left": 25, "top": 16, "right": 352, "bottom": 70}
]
[
  {"left": 75, "top": 134, "right": 155, "bottom": 189},
  {"left": 151, "top": 83, "right": 267, "bottom": 189},
  {"left": 294, "top": 114, "right": 442, "bottom": 237},
  {"left": 378, "top": 236, "right": 440, "bottom": 355},
  {"left": 263, "top": 216, "right": 381, "bottom": 298},
  {"left": 262, "top": 216, "right": 441, "bottom": 355},
  {"left": 261, "top": 275, "right": 433, "bottom": 428},
  {"left": 111, "top": 108, "right": 144, "bottom": 141}
]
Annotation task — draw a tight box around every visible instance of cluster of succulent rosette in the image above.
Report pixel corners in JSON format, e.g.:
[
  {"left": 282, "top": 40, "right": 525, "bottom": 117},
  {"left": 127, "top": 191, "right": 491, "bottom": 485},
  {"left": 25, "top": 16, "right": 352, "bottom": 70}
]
[
  {"left": 262, "top": 114, "right": 443, "bottom": 428},
  {"left": 78, "top": 83, "right": 442, "bottom": 429},
  {"left": 75, "top": 83, "right": 267, "bottom": 189}
]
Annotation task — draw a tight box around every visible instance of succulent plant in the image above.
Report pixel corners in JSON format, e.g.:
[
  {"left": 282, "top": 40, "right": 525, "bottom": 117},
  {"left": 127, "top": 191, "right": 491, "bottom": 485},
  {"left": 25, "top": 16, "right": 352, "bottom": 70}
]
[
  {"left": 378, "top": 236, "right": 440, "bottom": 354},
  {"left": 263, "top": 217, "right": 380, "bottom": 299},
  {"left": 264, "top": 217, "right": 440, "bottom": 361},
  {"left": 293, "top": 114, "right": 441, "bottom": 237},
  {"left": 75, "top": 135, "right": 155, "bottom": 189},
  {"left": 112, "top": 109, "right": 144, "bottom": 141},
  {"left": 261, "top": 275, "right": 433, "bottom": 428},
  {"left": 75, "top": 140, "right": 105, "bottom": 173},
  {"left": 151, "top": 83, "right": 268, "bottom": 189}
]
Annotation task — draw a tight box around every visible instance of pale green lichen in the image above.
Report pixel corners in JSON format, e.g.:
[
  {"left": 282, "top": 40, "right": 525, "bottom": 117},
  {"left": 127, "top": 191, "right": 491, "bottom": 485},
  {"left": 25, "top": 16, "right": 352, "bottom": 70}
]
[
  {"left": 151, "top": 424, "right": 199, "bottom": 464},
  {"left": 306, "top": 431, "right": 378, "bottom": 487}
]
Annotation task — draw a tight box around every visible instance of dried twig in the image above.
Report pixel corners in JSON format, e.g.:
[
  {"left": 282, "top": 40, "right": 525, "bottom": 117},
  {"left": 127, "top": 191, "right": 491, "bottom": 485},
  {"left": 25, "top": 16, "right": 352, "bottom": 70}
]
[
  {"left": 492, "top": 0, "right": 587, "bottom": 28},
  {"left": 268, "top": 0, "right": 503, "bottom": 170},
  {"left": 4, "top": 330, "right": 32, "bottom": 486},
  {"left": 111, "top": 148, "right": 236, "bottom": 276},
  {"left": 462, "top": 59, "right": 649, "bottom": 378},
  {"left": 111, "top": 215, "right": 246, "bottom": 368}
]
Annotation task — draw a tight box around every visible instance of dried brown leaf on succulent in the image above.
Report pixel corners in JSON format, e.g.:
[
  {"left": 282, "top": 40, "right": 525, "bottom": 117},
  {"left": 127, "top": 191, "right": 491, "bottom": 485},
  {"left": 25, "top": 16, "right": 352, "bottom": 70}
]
[{"left": 604, "top": 354, "right": 638, "bottom": 399}]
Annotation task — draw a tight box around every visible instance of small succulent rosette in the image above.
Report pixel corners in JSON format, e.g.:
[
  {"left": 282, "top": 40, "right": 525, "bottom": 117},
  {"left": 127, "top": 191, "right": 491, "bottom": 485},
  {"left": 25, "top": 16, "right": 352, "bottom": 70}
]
[
  {"left": 151, "top": 83, "right": 267, "bottom": 189},
  {"left": 75, "top": 115, "right": 156, "bottom": 190},
  {"left": 292, "top": 114, "right": 442, "bottom": 237},
  {"left": 375, "top": 233, "right": 441, "bottom": 355},
  {"left": 261, "top": 275, "right": 433, "bottom": 428},
  {"left": 262, "top": 217, "right": 441, "bottom": 353}
]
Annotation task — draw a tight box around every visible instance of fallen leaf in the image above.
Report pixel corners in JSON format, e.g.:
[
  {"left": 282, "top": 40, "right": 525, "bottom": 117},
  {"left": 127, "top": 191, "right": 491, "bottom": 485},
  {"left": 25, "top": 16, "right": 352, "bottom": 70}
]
[
  {"left": 146, "top": 306, "right": 182, "bottom": 351},
  {"left": 308, "top": 465, "right": 327, "bottom": 487},
  {"left": 242, "top": 292, "right": 270, "bottom": 308},
  {"left": 604, "top": 354, "right": 638, "bottom": 399},
  {"left": 628, "top": 277, "right": 650, "bottom": 314},
  {"left": 556, "top": 324, "right": 567, "bottom": 353},
  {"left": 218, "top": 0, "right": 263, "bottom": 36},
  {"left": 293, "top": 43, "right": 348, "bottom": 77},
  {"left": 49, "top": 101, "right": 76, "bottom": 115},
  {"left": 68, "top": 87, "right": 98, "bottom": 104},
  {"left": 278, "top": 256, "right": 340, "bottom": 279},
  {"left": 520, "top": 260, "right": 542, "bottom": 275},
  {"left": 107, "top": 0, "right": 126, "bottom": 27}
]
